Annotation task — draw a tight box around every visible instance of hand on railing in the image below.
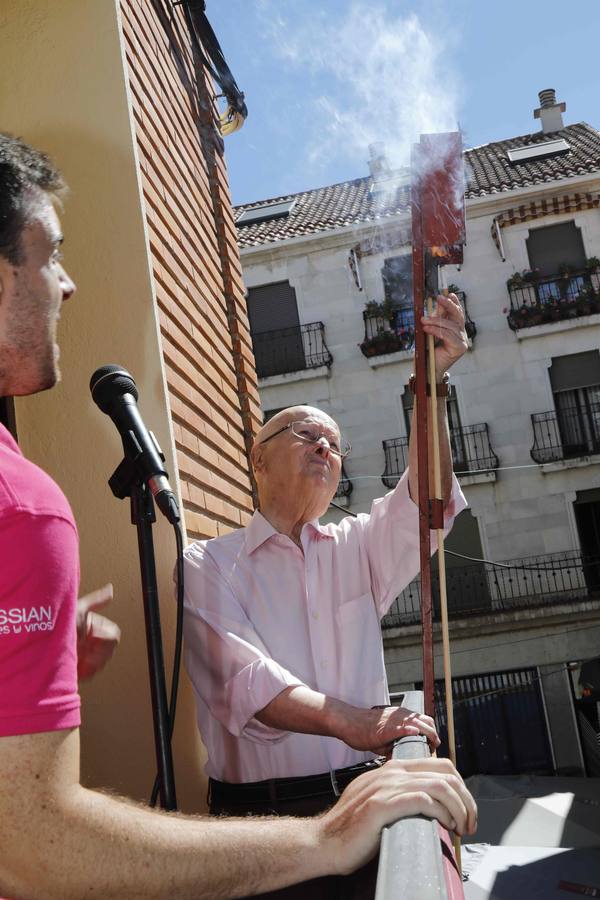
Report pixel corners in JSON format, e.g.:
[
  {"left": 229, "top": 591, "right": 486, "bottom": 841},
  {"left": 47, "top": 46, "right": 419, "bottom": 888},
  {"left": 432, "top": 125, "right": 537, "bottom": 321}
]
[
  {"left": 338, "top": 704, "right": 441, "bottom": 755},
  {"left": 318, "top": 757, "right": 477, "bottom": 876}
]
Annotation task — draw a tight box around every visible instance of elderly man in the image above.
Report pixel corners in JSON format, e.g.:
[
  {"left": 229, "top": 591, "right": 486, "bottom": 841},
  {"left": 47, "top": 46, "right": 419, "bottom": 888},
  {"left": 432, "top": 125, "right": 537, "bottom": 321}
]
[
  {"left": 183, "top": 296, "right": 468, "bottom": 821},
  {"left": 0, "top": 132, "right": 477, "bottom": 900}
]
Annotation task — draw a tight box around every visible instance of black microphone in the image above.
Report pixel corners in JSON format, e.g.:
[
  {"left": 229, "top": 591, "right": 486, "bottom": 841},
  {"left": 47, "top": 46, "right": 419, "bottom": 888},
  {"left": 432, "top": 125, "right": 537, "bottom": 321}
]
[{"left": 90, "top": 365, "right": 180, "bottom": 524}]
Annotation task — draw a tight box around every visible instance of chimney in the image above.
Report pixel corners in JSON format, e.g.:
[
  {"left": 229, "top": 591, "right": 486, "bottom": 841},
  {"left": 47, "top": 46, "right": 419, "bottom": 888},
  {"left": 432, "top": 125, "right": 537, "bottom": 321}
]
[
  {"left": 534, "top": 88, "right": 566, "bottom": 134},
  {"left": 368, "top": 142, "right": 391, "bottom": 181}
]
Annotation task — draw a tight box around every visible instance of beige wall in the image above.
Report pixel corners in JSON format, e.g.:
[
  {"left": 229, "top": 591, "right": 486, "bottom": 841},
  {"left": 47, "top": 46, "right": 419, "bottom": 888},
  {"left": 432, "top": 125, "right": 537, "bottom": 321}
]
[{"left": 0, "top": 0, "right": 206, "bottom": 810}]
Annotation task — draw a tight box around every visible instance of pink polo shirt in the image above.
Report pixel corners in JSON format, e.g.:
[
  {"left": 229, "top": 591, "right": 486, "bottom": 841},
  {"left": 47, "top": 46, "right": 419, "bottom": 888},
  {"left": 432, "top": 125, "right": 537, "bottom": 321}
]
[
  {"left": 0, "top": 424, "right": 80, "bottom": 737},
  {"left": 183, "top": 471, "right": 466, "bottom": 782}
]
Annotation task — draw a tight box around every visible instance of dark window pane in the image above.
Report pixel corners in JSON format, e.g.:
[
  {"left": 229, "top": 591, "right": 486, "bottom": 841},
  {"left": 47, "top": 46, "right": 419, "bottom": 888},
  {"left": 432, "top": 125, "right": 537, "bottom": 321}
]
[{"left": 527, "top": 221, "right": 586, "bottom": 276}]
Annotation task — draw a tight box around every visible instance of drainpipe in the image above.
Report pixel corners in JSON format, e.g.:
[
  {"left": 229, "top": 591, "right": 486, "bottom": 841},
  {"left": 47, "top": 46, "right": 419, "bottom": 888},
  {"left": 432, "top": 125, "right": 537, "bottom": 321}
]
[{"left": 493, "top": 217, "right": 506, "bottom": 261}]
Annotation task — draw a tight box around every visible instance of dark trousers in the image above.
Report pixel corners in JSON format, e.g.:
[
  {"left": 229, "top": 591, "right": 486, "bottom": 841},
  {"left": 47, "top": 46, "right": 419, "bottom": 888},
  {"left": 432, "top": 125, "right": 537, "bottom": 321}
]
[{"left": 210, "top": 790, "right": 379, "bottom": 899}]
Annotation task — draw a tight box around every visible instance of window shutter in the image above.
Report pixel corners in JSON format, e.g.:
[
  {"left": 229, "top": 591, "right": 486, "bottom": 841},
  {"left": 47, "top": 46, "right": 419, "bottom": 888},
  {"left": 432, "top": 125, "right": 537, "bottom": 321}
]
[
  {"left": 247, "top": 281, "right": 300, "bottom": 334},
  {"left": 550, "top": 351, "right": 600, "bottom": 392},
  {"left": 382, "top": 255, "right": 413, "bottom": 307},
  {"left": 527, "top": 222, "right": 586, "bottom": 276}
]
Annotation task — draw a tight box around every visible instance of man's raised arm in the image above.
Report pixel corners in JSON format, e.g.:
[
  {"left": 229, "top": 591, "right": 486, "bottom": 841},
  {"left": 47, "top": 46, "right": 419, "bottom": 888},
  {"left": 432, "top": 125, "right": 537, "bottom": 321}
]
[{"left": 407, "top": 293, "right": 469, "bottom": 504}]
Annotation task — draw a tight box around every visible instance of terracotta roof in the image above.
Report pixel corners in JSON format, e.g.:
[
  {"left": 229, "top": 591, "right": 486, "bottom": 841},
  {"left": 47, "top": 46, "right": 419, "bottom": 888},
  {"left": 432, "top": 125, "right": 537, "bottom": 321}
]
[
  {"left": 235, "top": 123, "right": 600, "bottom": 249},
  {"left": 235, "top": 175, "right": 410, "bottom": 248},
  {"left": 464, "top": 122, "right": 600, "bottom": 198}
]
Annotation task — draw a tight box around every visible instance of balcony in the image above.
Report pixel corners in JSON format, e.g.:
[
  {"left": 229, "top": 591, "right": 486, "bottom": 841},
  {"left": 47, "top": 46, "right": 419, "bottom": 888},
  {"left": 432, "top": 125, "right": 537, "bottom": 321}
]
[
  {"left": 252, "top": 321, "right": 333, "bottom": 379},
  {"left": 381, "top": 423, "right": 498, "bottom": 488},
  {"left": 360, "top": 306, "right": 415, "bottom": 358},
  {"left": 360, "top": 290, "right": 475, "bottom": 360},
  {"left": 381, "top": 549, "right": 600, "bottom": 629},
  {"left": 531, "top": 402, "right": 600, "bottom": 463},
  {"left": 506, "top": 266, "right": 600, "bottom": 331}
]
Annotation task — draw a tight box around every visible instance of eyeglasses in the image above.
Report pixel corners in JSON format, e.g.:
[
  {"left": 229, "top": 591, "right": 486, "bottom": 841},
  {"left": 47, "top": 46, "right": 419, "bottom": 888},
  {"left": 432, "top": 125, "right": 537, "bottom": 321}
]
[{"left": 258, "top": 420, "right": 351, "bottom": 458}]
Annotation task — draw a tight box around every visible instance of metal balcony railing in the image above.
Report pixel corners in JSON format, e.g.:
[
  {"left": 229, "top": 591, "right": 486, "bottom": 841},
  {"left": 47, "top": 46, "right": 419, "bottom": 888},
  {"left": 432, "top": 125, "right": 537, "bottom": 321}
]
[
  {"left": 381, "top": 549, "right": 600, "bottom": 629},
  {"left": 381, "top": 436, "right": 409, "bottom": 488},
  {"left": 454, "top": 289, "right": 477, "bottom": 340},
  {"left": 334, "top": 461, "right": 353, "bottom": 499},
  {"left": 506, "top": 267, "right": 600, "bottom": 330},
  {"left": 531, "top": 402, "right": 600, "bottom": 463},
  {"left": 360, "top": 307, "right": 415, "bottom": 358},
  {"left": 252, "top": 321, "right": 333, "bottom": 379},
  {"left": 381, "top": 423, "right": 498, "bottom": 488},
  {"left": 360, "top": 291, "right": 475, "bottom": 359}
]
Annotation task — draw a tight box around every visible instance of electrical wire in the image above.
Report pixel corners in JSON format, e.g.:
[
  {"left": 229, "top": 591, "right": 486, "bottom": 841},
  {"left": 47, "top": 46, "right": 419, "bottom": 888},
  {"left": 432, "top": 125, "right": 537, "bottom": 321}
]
[
  {"left": 329, "top": 502, "right": 594, "bottom": 574},
  {"left": 343, "top": 463, "right": 548, "bottom": 481}
]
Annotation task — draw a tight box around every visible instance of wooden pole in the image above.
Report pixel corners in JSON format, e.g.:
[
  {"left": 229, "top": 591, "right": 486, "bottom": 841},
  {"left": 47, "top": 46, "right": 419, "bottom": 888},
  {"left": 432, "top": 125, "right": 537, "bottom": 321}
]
[
  {"left": 427, "top": 295, "right": 461, "bottom": 873},
  {"left": 411, "top": 148, "right": 435, "bottom": 719}
]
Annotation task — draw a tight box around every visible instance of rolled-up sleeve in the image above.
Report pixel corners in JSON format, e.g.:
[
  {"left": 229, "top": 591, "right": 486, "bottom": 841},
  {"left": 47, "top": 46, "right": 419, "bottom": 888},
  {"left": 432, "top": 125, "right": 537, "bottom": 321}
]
[
  {"left": 183, "top": 546, "right": 304, "bottom": 744},
  {"left": 364, "top": 470, "right": 467, "bottom": 618}
]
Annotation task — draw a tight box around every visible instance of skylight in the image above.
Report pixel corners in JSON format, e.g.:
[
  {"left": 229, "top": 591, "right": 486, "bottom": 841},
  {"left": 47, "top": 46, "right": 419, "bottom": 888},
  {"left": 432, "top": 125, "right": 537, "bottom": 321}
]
[
  {"left": 236, "top": 200, "right": 295, "bottom": 225},
  {"left": 507, "top": 139, "right": 570, "bottom": 165}
]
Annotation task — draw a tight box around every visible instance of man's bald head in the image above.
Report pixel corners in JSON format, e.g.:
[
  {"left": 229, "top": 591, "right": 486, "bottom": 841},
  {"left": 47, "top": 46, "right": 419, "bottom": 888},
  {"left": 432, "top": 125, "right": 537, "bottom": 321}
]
[
  {"left": 254, "top": 405, "right": 339, "bottom": 450},
  {"left": 251, "top": 406, "right": 343, "bottom": 522}
]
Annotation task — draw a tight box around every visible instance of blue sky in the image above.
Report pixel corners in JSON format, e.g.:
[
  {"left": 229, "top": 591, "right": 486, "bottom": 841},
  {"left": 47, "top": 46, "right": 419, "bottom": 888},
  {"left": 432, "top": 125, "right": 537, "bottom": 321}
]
[{"left": 208, "top": 1, "right": 599, "bottom": 206}]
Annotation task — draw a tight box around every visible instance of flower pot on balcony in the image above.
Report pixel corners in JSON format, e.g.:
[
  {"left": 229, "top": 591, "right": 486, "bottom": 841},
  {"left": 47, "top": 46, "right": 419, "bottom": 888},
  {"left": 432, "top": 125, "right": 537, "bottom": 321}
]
[
  {"left": 506, "top": 273, "right": 524, "bottom": 290},
  {"left": 507, "top": 305, "right": 530, "bottom": 329},
  {"left": 576, "top": 299, "right": 593, "bottom": 316},
  {"left": 359, "top": 340, "right": 377, "bottom": 358},
  {"left": 558, "top": 263, "right": 576, "bottom": 279},
  {"left": 549, "top": 304, "right": 562, "bottom": 321},
  {"left": 563, "top": 301, "right": 578, "bottom": 319},
  {"left": 382, "top": 334, "right": 401, "bottom": 353}
]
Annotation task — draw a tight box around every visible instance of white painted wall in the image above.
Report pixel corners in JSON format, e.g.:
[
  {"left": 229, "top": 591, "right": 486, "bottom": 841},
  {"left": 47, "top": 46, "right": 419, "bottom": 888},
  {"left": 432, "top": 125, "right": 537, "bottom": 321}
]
[{"left": 239, "top": 170, "right": 600, "bottom": 769}]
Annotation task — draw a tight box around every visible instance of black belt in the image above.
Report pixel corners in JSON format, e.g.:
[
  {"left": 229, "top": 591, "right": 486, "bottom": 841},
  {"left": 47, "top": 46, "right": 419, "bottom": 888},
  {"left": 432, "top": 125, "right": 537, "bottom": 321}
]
[{"left": 209, "top": 758, "right": 384, "bottom": 807}]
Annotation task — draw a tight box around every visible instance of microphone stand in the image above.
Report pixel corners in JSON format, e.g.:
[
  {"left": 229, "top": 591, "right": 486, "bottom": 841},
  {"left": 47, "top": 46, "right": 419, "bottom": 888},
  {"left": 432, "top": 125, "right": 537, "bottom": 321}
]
[{"left": 109, "top": 451, "right": 177, "bottom": 811}]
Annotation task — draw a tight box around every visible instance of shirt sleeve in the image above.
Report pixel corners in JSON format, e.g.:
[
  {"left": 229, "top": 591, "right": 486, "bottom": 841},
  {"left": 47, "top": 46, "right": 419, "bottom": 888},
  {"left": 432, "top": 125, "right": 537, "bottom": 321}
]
[
  {"left": 364, "top": 470, "right": 467, "bottom": 618},
  {"left": 183, "top": 547, "right": 304, "bottom": 745},
  {"left": 0, "top": 511, "right": 81, "bottom": 737}
]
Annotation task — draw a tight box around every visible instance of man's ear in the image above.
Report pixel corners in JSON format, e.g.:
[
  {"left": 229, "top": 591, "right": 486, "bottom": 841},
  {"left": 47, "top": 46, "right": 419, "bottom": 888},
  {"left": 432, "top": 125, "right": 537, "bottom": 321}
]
[{"left": 251, "top": 443, "right": 265, "bottom": 474}]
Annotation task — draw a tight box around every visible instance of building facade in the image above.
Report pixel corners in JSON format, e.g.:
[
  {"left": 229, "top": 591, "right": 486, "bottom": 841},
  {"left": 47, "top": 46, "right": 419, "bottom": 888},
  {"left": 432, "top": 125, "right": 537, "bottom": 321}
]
[
  {"left": 235, "top": 91, "right": 600, "bottom": 777},
  {"left": 1, "top": 0, "right": 259, "bottom": 810}
]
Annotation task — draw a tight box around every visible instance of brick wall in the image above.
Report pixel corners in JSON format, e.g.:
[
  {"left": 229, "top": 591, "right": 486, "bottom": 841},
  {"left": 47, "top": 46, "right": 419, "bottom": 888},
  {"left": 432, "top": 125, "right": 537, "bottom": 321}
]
[{"left": 120, "top": 0, "right": 261, "bottom": 540}]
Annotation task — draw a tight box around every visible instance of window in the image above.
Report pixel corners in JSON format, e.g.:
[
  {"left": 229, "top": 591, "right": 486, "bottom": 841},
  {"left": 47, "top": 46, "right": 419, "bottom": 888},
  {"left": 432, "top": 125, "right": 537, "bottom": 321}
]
[
  {"left": 550, "top": 351, "right": 600, "bottom": 457},
  {"left": 402, "top": 384, "right": 467, "bottom": 469},
  {"left": 236, "top": 200, "right": 295, "bottom": 225},
  {"left": 573, "top": 488, "right": 600, "bottom": 592},
  {"left": 527, "top": 221, "right": 587, "bottom": 302},
  {"left": 507, "top": 138, "right": 570, "bottom": 165},
  {"left": 382, "top": 255, "right": 412, "bottom": 309},
  {"left": 247, "top": 281, "right": 305, "bottom": 377},
  {"left": 527, "top": 221, "right": 586, "bottom": 277}
]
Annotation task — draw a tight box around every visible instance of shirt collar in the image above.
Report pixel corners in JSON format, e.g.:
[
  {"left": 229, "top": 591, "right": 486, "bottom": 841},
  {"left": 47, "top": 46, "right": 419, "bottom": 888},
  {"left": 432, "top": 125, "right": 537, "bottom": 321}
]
[{"left": 245, "top": 510, "right": 334, "bottom": 554}]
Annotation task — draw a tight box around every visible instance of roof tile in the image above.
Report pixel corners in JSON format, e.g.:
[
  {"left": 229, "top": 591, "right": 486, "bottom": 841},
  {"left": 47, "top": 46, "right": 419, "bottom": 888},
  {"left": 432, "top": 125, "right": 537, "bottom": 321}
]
[{"left": 235, "top": 123, "right": 600, "bottom": 249}]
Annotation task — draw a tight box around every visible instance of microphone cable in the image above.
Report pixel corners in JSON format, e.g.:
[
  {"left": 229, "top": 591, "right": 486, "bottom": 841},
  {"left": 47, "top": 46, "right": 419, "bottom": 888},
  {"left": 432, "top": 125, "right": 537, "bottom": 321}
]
[{"left": 150, "top": 517, "right": 185, "bottom": 808}]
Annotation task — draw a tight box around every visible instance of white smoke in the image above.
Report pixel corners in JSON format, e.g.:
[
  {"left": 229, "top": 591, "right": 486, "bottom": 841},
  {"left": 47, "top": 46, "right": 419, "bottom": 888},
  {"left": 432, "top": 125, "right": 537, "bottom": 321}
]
[{"left": 257, "top": 1, "right": 462, "bottom": 174}]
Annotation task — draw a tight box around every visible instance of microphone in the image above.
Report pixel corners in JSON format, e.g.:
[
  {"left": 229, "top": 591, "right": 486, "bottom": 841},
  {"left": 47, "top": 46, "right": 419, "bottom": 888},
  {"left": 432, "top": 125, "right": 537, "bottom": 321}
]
[{"left": 90, "top": 365, "right": 180, "bottom": 524}]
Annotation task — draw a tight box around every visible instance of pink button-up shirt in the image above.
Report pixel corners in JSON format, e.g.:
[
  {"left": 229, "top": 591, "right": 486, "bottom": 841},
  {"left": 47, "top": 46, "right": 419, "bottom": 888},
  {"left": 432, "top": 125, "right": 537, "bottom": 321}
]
[{"left": 183, "top": 471, "right": 466, "bottom": 782}]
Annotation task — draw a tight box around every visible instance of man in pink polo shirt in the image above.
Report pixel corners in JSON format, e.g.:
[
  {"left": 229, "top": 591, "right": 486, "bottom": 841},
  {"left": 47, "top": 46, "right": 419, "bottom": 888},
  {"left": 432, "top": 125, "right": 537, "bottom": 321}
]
[{"left": 0, "top": 133, "right": 476, "bottom": 899}]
